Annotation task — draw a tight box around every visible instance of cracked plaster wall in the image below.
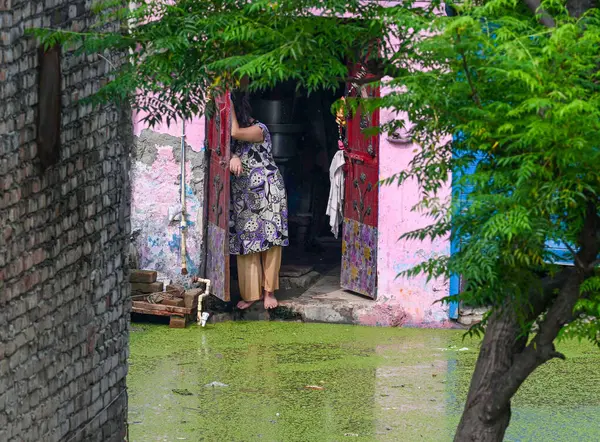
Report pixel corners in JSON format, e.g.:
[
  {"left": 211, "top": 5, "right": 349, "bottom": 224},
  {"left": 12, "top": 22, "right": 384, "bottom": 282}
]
[
  {"left": 129, "top": 107, "right": 455, "bottom": 326},
  {"left": 130, "top": 116, "right": 207, "bottom": 284}
]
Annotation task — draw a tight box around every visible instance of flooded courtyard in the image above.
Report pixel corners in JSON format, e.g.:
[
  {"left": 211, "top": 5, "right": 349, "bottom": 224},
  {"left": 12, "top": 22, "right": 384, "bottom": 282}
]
[{"left": 128, "top": 322, "right": 600, "bottom": 441}]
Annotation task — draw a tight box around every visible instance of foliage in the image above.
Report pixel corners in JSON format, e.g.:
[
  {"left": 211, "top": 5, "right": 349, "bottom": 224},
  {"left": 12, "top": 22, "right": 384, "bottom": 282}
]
[
  {"left": 378, "top": 1, "right": 600, "bottom": 348},
  {"left": 32, "top": 0, "right": 600, "bottom": 348},
  {"left": 31, "top": 0, "right": 390, "bottom": 126}
]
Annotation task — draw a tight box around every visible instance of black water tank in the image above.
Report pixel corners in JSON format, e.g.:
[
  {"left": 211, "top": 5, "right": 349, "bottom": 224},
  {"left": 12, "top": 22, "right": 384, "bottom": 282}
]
[{"left": 251, "top": 98, "right": 305, "bottom": 162}]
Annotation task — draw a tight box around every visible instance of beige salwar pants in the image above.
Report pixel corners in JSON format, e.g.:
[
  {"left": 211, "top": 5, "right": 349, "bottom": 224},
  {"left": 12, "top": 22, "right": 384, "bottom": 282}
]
[{"left": 236, "top": 246, "right": 282, "bottom": 301}]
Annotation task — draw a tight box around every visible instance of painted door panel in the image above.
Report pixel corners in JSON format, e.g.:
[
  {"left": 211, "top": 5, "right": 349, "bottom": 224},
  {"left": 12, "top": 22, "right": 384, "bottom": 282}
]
[
  {"left": 205, "top": 94, "right": 231, "bottom": 301},
  {"left": 340, "top": 65, "right": 380, "bottom": 299},
  {"left": 448, "top": 138, "right": 478, "bottom": 319}
]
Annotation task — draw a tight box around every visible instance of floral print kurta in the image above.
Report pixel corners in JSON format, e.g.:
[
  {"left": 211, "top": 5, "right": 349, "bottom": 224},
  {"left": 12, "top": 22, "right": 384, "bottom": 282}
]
[{"left": 230, "top": 122, "right": 289, "bottom": 255}]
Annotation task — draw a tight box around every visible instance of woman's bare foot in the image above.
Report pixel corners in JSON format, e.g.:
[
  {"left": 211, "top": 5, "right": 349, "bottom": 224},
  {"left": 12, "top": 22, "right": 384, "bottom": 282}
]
[
  {"left": 237, "top": 300, "right": 257, "bottom": 309},
  {"left": 264, "top": 292, "right": 278, "bottom": 309}
]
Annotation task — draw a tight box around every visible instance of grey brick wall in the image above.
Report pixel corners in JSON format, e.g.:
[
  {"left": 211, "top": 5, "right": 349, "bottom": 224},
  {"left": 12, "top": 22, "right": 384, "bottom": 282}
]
[{"left": 0, "top": 1, "right": 131, "bottom": 441}]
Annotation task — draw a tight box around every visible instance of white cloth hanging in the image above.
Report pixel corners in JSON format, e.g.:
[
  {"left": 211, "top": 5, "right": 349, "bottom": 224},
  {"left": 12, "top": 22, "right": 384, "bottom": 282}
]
[{"left": 326, "top": 150, "right": 346, "bottom": 239}]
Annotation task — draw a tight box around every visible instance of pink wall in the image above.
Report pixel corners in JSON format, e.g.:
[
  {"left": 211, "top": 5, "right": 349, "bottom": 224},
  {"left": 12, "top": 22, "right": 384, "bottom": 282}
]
[
  {"left": 132, "top": 113, "right": 206, "bottom": 149},
  {"left": 130, "top": 83, "right": 453, "bottom": 325},
  {"left": 131, "top": 113, "right": 206, "bottom": 283},
  {"left": 372, "top": 103, "right": 452, "bottom": 327},
  {"left": 127, "top": 1, "right": 454, "bottom": 324},
  {"left": 356, "top": 12, "right": 453, "bottom": 326}
]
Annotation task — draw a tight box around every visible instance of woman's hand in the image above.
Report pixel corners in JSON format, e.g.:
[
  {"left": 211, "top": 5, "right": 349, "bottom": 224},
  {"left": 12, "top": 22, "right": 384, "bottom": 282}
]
[{"left": 230, "top": 155, "right": 243, "bottom": 177}]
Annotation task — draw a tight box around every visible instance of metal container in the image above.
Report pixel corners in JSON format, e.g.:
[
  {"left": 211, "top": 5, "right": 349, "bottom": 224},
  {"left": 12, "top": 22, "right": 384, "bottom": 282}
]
[
  {"left": 267, "top": 124, "right": 305, "bottom": 133},
  {"left": 271, "top": 134, "right": 299, "bottom": 160},
  {"left": 252, "top": 99, "right": 295, "bottom": 124},
  {"left": 267, "top": 124, "right": 305, "bottom": 160}
]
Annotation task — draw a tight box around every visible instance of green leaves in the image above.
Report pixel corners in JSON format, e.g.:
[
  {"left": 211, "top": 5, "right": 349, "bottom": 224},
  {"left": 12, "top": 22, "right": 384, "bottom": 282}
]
[
  {"left": 378, "top": 1, "right": 600, "bottom": 340},
  {"left": 30, "top": 0, "right": 381, "bottom": 124}
]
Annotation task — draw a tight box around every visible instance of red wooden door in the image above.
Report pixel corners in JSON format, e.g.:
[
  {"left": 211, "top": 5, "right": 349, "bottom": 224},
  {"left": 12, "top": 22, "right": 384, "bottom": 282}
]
[
  {"left": 340, "top": 65, "right": 380, "bottom": 299},
  {"left": 205, "top": 94, "right": 231, "bottom": 301}
]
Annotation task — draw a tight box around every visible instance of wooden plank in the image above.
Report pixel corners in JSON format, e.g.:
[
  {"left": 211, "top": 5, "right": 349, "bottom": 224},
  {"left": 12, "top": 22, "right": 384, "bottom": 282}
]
[
  {"left": 132, "top": 306, "right": 173, "bottom": 317},
  {"left": 132, "top": 301, "right": 192, "bottom": 315},
  {"left": 37, "top": 45, "right": 61, "bottom": 169},
  {"left": 130, "top": 270, "right": 158, "bottom": 283},
  {"left": 131, "top": 282, "right": 163, "bottom": 293}
]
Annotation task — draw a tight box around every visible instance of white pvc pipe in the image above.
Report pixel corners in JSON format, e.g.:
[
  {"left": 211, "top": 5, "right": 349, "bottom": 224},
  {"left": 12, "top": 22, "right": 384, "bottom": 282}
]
[{"left": 193, "top": 278, "right": 212, "bottom": 326}]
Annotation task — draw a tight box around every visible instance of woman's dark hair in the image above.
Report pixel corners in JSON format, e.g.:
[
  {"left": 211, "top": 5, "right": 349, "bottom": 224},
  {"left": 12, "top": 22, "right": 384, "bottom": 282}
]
[{"left": 232, "top": 91, "right": 254, "bottom": 128}]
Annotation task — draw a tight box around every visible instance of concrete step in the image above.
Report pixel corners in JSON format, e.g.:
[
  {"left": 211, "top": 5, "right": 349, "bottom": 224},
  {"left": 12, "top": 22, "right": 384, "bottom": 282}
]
[{"left": 205, "top": 270, "right": 378, "bottom": 326}]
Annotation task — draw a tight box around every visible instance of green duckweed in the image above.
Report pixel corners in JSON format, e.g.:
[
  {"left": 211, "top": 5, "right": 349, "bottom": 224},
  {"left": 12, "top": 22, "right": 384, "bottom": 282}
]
[{"left": 128, "top": 322, "right": 600, "bottom": 442}]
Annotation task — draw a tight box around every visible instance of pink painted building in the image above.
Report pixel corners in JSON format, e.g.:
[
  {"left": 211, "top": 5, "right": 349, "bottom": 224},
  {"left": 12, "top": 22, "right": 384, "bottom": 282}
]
[{"left": 130, "top": 79, "right": 454, "bottom": 327}]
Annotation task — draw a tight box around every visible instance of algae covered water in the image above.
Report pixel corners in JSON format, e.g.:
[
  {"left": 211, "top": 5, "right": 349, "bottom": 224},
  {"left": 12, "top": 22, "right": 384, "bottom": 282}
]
[{"left": 128, "top": 322, "right": 600, "bottom": 441}]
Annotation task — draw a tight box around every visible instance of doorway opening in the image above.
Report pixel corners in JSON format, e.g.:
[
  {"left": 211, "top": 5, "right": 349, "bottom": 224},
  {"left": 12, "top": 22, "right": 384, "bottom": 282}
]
[{"left": 230, "top": 81, "right": 347, "bottom": 302}]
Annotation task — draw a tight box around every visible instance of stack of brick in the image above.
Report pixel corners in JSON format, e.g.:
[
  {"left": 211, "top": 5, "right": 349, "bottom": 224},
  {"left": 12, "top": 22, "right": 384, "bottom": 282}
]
[
  {"left": 129, "top": 269, "right": 163, "bottom": 295},
  {"left": 129, "top": 270, "right": 202, "bottom": 328},
  {"left": 129, "top": 269, "right": 189, "bottom": 307}
]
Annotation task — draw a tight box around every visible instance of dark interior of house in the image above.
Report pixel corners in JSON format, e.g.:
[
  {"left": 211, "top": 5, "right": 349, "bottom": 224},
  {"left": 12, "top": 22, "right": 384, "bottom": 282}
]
[{"left": 230, "top": 81, "right": 346, "bottom": 299}]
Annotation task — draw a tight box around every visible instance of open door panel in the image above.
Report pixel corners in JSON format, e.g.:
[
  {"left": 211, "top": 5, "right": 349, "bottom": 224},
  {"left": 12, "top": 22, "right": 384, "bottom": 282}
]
[
  {"left": 205, "top": 94, "right": 231, "bottom": 301},
  {"left": 340, "top": 63, "right": 380, "bottom": 299}
]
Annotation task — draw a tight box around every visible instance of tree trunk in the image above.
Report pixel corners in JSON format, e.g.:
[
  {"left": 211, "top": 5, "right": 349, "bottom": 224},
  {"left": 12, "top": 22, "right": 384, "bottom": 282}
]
[
  {"left": 453, "top": 266, "right": 590, "bottom": 440},
  {"left": 453, "top": 307, "right": 526, "bottom": 442},
  {"left": 454, "top": 202, "right": 598, "bottom": 441},
  {"left": 453, "top": 275, "right": 577, "bottom": 441},
  {"left": 567, "top": 0, "right": 596, "bottom": 17}
]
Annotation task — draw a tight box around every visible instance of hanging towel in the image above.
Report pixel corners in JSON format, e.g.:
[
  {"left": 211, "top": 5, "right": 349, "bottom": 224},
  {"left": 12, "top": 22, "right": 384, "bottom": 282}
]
[{"left": 326, "top": 150, "right": 346, "bottom": 239}]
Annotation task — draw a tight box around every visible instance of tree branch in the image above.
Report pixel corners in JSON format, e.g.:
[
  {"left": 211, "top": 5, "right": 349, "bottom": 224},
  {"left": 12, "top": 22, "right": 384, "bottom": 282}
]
[
  {"left": 487, "top": 202, "right": 599, "bottom": 421},
  {"left": 564, "top": 241, "right": 587, "bottom": 270},
  {"left": 522, "top": 0, "right": 557, "bottom": 28},
  {"left": 586, "top": 258, "right": 600, "bottom": 271},
  {"left": 341, "top": 74, "right": 384, "bottom": 85},
  {"left": 458, "top": 265, "right": 573, "bottom": 423},
  {"left": 566, "top": 0, "right": 596, "bottom": 18},
  {"left": 454, "top": 33, "right": 482, "bottom": 109}
]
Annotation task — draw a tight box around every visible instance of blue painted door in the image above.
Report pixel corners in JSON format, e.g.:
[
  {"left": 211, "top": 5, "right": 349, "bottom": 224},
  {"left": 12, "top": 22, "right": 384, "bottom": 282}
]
[
  {"left": 448, "top": 137, "right": 575, "bottom": 319},
  {"left": 445, "top": 16, "right": 574, "bottom": 318}
]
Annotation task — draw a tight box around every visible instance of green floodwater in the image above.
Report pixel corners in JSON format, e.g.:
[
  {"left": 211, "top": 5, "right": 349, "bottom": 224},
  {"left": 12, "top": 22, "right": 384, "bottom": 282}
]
[{"left": 128, "top": 322, "right": 600, "bottom": 442}]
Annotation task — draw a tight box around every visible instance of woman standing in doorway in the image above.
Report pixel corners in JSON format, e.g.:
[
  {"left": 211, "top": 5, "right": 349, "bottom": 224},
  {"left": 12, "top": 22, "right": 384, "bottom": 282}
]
[{"left": 229, "top": 92, "right": 289, "bottom": 310}]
